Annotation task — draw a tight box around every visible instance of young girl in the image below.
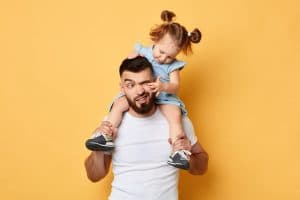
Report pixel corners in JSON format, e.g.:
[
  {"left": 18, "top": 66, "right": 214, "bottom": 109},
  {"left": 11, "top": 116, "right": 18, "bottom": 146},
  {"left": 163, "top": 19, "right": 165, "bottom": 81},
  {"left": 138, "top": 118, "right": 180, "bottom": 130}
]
[{"left": 85, "top": 10, "right": 201, "bottom": 170}]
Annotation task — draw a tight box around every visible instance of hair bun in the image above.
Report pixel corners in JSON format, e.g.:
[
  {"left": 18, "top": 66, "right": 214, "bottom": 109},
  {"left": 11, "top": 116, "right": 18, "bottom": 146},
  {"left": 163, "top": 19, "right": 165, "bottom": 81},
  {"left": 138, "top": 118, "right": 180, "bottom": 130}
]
[
  {"left": 189, "top": 28, "right": 202, "bottom": 43},
  {"left": 161, "top": 10, "right": 176, "bottom": 22}
]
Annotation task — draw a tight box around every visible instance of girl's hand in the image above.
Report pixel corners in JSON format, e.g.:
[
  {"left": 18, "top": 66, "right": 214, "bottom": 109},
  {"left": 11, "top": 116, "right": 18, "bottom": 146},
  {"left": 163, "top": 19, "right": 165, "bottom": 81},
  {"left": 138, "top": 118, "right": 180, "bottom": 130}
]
[
  {"left": 127, "top": 52, "right": 143, "bottom": 59},
  {"left": 148, "top": 77, "right": 165, "bottom": 94}
]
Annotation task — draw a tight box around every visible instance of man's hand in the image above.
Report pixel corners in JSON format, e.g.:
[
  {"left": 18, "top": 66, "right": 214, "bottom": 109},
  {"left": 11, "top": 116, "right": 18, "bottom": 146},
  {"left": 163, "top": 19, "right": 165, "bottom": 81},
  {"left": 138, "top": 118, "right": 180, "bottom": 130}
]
[
  {"left": 171, "top": 137, "right": 192, "bottom": 152},
  {"left": 95, "top": 121, "right": 118, "bottom": 139}
]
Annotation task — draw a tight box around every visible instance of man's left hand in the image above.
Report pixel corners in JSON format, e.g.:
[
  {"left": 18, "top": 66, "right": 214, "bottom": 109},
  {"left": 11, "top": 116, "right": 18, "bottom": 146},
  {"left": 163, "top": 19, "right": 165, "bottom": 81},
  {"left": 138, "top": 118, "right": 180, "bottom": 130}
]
[{"left": 172, "top": 137, "right": 192, "bottom": 152}]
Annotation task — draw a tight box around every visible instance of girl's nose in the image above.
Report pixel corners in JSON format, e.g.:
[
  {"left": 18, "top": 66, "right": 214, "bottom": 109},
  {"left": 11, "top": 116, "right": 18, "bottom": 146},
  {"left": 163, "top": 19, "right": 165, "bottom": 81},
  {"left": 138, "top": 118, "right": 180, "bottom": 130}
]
[{"left": 159, "top": 55, "right": 167, "bottom": 63}]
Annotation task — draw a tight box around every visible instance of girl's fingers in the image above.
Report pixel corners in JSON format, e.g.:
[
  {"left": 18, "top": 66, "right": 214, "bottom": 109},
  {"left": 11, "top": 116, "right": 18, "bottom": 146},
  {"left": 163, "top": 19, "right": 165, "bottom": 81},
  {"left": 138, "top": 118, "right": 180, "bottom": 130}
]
[{"left": 127, "top": 52, "right": 139, "bottom": 59}]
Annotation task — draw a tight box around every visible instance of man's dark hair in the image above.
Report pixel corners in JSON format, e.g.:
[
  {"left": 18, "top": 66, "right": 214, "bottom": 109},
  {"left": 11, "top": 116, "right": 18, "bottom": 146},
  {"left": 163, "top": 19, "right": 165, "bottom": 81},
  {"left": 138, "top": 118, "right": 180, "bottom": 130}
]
[{"left": 119, "top": 56, "right": 154, "bottom": 76}]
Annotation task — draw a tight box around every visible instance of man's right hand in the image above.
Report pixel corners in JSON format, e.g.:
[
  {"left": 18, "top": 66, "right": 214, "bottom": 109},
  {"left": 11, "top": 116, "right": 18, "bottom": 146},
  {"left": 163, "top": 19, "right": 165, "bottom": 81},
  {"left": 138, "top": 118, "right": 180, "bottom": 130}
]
[
  {"left": 171, "top": 137, "right": 192, "bottom": 152},
  {"left": 95, "top": 121, "right": 118, "bottom": 139}
]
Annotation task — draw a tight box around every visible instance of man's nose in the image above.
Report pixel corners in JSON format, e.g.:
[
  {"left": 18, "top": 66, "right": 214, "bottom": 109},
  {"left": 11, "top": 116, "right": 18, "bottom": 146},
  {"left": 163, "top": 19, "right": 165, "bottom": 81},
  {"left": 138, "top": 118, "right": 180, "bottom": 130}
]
[{"left": 135, "top": 84, "right": 145, "bottom": 94}]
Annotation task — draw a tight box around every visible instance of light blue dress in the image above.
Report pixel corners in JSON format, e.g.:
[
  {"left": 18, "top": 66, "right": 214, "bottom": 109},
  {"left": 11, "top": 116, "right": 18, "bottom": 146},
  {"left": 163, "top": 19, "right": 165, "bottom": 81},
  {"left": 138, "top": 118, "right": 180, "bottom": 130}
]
[{"left": 134, "top": 43, "right": 187, "bottom": 115}]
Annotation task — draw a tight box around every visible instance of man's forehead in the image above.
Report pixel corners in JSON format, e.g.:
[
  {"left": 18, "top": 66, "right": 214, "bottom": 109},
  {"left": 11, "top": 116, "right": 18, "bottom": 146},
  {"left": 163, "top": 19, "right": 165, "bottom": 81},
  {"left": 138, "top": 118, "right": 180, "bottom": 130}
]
[{"left": 121, "top": 70, "right": 153, "bottom": 82}]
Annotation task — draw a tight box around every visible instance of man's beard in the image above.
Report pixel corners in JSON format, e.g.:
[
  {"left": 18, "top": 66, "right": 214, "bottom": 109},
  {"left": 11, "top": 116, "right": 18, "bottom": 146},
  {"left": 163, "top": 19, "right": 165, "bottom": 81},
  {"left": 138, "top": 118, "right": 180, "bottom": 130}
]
[{"left": 125, "top": 92, "right": 156, "bottom": 114}]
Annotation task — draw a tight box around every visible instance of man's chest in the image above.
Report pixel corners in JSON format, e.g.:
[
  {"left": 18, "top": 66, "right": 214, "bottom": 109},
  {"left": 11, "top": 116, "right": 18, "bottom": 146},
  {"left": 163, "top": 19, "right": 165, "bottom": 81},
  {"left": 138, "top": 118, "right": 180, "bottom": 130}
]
[{"left": 113, "top": 120, "right": 171, "bottom": 163}]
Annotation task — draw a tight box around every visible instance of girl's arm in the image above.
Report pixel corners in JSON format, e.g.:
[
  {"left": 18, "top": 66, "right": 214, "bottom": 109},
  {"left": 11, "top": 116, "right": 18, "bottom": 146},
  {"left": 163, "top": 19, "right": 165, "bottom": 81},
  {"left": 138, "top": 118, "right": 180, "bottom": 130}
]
[{"left": 148, "top": 70, "right": 180, "bottom": 94}]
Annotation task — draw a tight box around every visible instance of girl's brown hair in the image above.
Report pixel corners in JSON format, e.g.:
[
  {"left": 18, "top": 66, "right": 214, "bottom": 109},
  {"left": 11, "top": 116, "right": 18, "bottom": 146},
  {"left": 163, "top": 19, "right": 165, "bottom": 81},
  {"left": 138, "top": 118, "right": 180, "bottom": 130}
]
[{"left": 150, "top": 10, "right": 201, "bottom": 55}]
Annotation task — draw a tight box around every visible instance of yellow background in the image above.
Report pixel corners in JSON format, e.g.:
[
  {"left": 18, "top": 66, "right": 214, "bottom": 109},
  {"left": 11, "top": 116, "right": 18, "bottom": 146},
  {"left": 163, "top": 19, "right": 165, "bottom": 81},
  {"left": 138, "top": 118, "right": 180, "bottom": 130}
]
[{"left": 1, "top": 0, "right": 300, "bottom": 199}]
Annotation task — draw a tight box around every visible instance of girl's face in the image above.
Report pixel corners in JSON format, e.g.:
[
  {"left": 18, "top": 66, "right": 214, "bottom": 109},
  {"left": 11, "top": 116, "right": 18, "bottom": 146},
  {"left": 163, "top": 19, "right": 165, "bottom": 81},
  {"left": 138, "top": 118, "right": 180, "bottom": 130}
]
[{"left": 152, "top": 33, "right": 181, "bottom": 64}]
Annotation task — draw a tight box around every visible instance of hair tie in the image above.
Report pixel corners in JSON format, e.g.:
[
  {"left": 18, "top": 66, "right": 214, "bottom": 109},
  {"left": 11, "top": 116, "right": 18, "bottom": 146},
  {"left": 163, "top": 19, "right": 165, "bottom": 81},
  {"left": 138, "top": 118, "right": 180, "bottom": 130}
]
[{"left": 187, "top": 32, "right": 191, "bottom": 37}]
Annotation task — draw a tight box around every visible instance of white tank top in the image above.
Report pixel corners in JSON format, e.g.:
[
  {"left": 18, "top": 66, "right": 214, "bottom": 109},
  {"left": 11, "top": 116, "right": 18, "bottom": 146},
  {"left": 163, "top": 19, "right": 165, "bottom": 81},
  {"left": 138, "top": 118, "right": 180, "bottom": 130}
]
[{"left": 109, "top": 108, "right": 197, "bottom": 200}]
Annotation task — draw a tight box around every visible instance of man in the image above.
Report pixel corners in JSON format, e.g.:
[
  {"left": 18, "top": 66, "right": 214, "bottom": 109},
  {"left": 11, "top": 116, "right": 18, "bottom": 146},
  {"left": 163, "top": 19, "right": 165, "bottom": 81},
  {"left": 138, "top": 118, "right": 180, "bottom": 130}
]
[{"left": 85, "top": 56, "right": 208, "bottom": 200}]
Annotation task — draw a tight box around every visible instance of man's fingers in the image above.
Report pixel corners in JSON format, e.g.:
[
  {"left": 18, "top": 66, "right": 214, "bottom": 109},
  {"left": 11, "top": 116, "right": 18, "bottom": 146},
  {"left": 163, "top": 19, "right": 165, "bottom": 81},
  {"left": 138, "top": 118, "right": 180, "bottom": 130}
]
[
  {"left": 96, "top": 121, "right": 115, "bottom": 136},
  {"left": 99, "top": 121, "right": 112, "bottom": 127},
  {"left": 102, "top": 121, "right": 113, "bottom": 127},
  {"left": 172, "top": 138, "right": 191, "bottom": 151}
]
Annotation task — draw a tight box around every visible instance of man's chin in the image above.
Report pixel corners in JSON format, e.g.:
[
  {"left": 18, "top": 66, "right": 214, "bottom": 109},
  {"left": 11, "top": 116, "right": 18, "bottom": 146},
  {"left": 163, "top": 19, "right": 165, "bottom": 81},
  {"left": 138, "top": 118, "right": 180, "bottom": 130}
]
[
  {"left": 126, "top": 94, "right": 155, "bottom": 114},
  {"left": 135, "top": 100, "right": 148, "bottom": 107},
  {"left": 132, "top": 102, "right": 154, "bottom": 114}
]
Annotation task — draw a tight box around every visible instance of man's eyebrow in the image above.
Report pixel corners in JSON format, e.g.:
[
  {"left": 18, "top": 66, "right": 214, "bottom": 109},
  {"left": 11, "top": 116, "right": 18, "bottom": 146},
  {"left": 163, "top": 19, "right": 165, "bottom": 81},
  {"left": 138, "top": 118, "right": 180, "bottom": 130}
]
[
  {"left": 124, "top": 79, "right": 134, "bottom": 82},
  {"left": 123, "top": 79, "right": 153, "bottom": 84},
  {"left": 139, "top": 80, "right": 152, "bottom": 84}
]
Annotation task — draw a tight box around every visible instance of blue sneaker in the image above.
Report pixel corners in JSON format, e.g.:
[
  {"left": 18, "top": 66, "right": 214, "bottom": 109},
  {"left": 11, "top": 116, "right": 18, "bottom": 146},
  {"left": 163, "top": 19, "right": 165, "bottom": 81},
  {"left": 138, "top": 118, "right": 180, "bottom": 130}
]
[
  {"left": 167, "top": 150, "right": 191, "bottom": 170},
  {"left": 85, "top": 132, "right": 115, "bottom": 151}
]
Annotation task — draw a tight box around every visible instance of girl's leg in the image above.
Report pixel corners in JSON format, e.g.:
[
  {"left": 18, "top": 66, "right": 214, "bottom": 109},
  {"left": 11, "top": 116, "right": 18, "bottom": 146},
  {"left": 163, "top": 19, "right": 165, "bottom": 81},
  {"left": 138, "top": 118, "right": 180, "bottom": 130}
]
[
  {"left": 85, "top": 96, "right": 128, "bottom": 151},
  {"left": 106, "top": 95, "right": 129, "bottom": 133},
  {"left": 159, "top": 104, "right": 185, "bottom": 146},
  {"left": 159, "top": 104, "right": 191, "bottom": 170}
]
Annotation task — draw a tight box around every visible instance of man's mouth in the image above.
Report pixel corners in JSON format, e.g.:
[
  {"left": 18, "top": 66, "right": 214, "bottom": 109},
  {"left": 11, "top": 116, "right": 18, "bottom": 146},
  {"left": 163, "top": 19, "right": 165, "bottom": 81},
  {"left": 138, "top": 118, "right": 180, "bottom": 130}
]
[{"left": 135, "top": 94, "right": 148, "bottom": 104}]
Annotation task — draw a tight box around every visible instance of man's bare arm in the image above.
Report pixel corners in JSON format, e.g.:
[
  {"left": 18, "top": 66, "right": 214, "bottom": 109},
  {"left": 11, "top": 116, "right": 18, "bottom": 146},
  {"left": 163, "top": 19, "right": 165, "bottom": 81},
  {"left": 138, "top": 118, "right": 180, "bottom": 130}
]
[
  {"left": 84, "top": 151, "right": 112, "bottom": 182},
  {"left": 172, "top": 137, "right": 209, "bottom": 175},
  {"left": 84, "top": 120, "right": 117, "bottom": 182},
  {"left": 189, "top": 142, "right": 209, "bottom": 175}
]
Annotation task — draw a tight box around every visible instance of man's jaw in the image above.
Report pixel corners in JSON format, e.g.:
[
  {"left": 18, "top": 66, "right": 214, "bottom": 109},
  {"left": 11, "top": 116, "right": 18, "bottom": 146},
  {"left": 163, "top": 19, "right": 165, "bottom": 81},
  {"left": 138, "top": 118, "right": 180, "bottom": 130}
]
[{"left": 126, "top": 92, "right": 156, "bottom": 116}]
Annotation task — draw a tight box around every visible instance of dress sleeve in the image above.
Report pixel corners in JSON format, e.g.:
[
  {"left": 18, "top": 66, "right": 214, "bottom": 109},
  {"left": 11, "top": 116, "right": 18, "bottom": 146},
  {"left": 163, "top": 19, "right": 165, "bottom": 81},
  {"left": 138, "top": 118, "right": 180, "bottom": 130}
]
[
  {"left": 134, "top": 43, "right": 149, "bottom": 56},
  {"left": 167, "top": 60, "right": 186, "bottom": 74}
]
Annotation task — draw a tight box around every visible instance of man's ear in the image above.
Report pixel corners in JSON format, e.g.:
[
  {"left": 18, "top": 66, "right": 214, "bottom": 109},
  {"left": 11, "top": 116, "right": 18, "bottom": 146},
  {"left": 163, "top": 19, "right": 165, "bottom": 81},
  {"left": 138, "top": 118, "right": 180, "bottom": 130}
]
[{"left": 119, "top": 82, "right": 124, "bottom": 93}]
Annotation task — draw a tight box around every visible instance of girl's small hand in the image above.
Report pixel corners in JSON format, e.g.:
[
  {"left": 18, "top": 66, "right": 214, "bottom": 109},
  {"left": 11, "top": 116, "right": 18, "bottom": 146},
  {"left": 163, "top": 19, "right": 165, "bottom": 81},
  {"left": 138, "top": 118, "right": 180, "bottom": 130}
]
[
  {"left": 148, "top": 77, "right": 164, "bottom": 94},
  {"left": 127, "top": 52, "right": 143, "bottom": 59}
]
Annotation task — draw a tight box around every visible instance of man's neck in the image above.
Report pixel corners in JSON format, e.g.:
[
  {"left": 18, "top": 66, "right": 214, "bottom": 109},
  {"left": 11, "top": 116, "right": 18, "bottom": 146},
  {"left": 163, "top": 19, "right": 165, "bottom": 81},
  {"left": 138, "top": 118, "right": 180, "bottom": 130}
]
[{"left": 128, "top": 105, "right": 157, "bottom": 118}]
